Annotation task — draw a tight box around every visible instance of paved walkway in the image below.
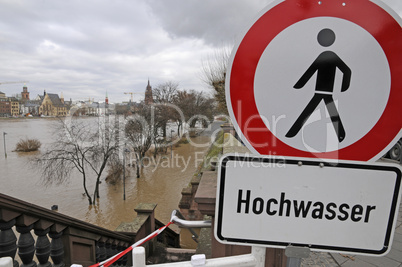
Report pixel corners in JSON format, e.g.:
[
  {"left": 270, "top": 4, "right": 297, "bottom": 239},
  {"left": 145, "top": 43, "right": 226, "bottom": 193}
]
[{"left": 301, "top": 194, "right": 402, "bottom": 267}]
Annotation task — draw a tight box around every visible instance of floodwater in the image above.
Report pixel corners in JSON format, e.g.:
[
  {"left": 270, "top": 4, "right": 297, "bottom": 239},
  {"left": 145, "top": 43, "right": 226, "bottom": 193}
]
[{"left": 0, "top": 117, "right": 218, "bottom": 247}]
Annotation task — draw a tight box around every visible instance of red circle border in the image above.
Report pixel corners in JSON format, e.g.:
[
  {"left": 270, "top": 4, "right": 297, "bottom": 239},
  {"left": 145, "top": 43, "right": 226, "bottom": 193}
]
[{"left": 229, "top": 0, "right": 402, "bottom": 161}]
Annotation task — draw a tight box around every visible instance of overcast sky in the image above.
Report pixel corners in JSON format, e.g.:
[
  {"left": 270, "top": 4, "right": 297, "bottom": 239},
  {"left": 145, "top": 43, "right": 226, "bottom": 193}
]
[{"left": 0, "top": 0, "right": 401, "bottom": 103}]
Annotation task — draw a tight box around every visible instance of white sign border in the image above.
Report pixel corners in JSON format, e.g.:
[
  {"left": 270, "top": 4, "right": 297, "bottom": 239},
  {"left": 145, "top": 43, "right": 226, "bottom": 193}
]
[{"left": 215, "top": 154, "right": 402, "bottom": 256}]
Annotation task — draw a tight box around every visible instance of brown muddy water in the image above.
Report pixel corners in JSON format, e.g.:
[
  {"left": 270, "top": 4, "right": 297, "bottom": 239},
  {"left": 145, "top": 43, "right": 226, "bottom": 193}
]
[{"left": 0, "top": 117, "right": 218, "bottom": 248}]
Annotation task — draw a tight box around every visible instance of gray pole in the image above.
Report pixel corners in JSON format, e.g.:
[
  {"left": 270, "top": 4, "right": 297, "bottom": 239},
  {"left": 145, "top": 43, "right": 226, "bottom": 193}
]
[
  {"left": 123, "top": 150, "right": 126, "bottom": 201},
  {"left": 170, "top": 130, "right": 173, "bottom": 159},
  {"left": 285, "top": 246, "right": 310, "bottom": 267},
  {"left": 3, "top": 132, "right": 7, "bottom": 159}
]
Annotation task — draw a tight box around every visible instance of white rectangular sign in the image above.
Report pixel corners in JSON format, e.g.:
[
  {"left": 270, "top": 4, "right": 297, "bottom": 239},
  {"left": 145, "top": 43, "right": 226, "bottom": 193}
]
[{"left": 215, "top": 154, "right": 402, "bottom": 256}]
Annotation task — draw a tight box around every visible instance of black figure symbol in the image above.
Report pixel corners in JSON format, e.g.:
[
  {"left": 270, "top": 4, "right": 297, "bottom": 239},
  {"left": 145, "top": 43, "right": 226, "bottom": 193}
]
[{"left": 286, "top": 28, "right": 352, "bottom": 143}]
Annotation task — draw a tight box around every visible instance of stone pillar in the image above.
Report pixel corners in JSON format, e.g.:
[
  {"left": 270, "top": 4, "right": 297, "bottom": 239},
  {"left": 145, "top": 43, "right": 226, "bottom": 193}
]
[
  {"left": 34, "top": 228, "right": 51, "bottom": 267},
  {"left": 111, "top": 240, "right": 118, "bottom": 261},
  {"left": 96, "top": 238, "right": 107, "bottom": 263},
  {"left": 0, "top": 219, "right": 19, "bottom": 267},
  {"left": 121, "top": 242, "right": 130, "bottom": 267},
  {"left": 116, "top": 203, "right": 157, "bottom": 259},
  {"left": 134, "top": 204, "right": 157, "bottom": 233},
  {"left": 49, "top": 228, "right": 64, "bottom": 267},
  {"left": 115, "top": 242, "right": 124, "bottom": 267},
  {"left": 16, "top": 224, "right": 37, "bottom": 267},
  {"left": 220, "top": 123, "right": 236, "bottom": 135},
  {"left": 16, "top": 215, "right": 39, "bottom": 267},
  {"left": 134, "top": 204, "right": 157, "bottom": 256},
  {"left": 178, "top": 187, "right": 192, "bottom": 218},
  {"left": 105, "top": 240, "right": 113, "bottom": 261}
]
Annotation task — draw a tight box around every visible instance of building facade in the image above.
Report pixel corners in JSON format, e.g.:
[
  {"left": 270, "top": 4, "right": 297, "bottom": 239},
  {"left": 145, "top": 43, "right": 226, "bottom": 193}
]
[
  {"left": 0, "top": 97, "right": 19, "bottom": 117},
  {"left": 10, "top": 97, "right": 19, "bottom": 116},
  {"left": 21, "top": 100, "right": 41, "bottom": 116},
  {"left": 0, "top": 98, "right": 10, "bottom": 116},
  {"left": 39, "top": 92, "right": 67, "bottom": 116}
]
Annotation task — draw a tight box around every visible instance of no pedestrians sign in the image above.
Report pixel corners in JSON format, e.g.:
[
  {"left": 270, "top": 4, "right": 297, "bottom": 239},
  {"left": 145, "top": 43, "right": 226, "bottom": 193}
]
[{"left": 226, "top": 0, "right": 402, "bottom": 161}]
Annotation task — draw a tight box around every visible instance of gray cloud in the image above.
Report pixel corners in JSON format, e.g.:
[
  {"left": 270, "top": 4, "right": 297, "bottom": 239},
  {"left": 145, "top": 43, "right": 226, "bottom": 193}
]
[
  {"left": 0, "top": 0, "right": 401, "bottom": 103},
  {"left": 147, "top": 0, "right": 272, "bottom": 46}
]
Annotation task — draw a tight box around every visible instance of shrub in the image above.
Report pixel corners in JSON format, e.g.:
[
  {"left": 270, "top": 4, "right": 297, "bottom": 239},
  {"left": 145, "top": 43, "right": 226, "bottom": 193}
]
[
  {"left": 105, "top": 160, "right": 130, "bottom": 185},
  {"left": 15, "top": 138, "right": 41, "bottom": 152}
]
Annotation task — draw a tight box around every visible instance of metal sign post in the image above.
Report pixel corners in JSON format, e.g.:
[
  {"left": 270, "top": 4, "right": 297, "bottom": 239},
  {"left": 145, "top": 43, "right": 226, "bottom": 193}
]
[{"left": 285, "top": 246, "right": 311, "bottom": 267}]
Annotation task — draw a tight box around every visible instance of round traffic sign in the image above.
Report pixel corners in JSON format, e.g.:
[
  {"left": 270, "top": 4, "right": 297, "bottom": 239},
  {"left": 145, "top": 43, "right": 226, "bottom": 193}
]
[{"left": 226, "top": 0, "right": 402, "bottom": 161}]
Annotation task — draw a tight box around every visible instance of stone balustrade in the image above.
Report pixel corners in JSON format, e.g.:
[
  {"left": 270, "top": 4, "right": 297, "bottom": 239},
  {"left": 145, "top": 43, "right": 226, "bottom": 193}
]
[
  {"left": 0, "top": 193, "right": 133, "bottom": 267},
  {"left": 0, "top": 194, "right": 178, "bottom": 267}
]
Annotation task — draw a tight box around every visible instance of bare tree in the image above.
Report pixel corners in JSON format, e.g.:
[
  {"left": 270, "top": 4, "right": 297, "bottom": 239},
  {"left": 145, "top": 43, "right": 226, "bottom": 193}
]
[
  {"left": 153, "top": 81, "right": 179, "bottom": 137},
  {"left": 200, "top": 45, "right": 232, "bottom": 115},
  {"left": 36, "top": 117, "right": 120, "bottom": 205},
  {"left": 153, "top": 81, "right": 179, "bottom": 103},
  {"left": 125, "top": 104, "right": 161, "bottom": 178},
  {"left": 175, "top": 90, "right": 215, "bottom": 129},
  {"left": 172, "top": 90, "right": 190, "bottom": 136}
]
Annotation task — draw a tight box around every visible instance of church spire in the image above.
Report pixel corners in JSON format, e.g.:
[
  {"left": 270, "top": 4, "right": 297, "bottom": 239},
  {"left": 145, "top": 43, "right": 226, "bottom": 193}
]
[{"left": 145, "top": 79, "right": 153, "bottom": 105}]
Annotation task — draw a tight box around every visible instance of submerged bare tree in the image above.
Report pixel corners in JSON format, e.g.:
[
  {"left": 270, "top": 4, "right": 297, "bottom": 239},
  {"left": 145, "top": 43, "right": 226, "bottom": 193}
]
[
  {"left": 36, "top": 117, "right": 120, "bottom": 205},
  {"left": 125, "top": 103, "right": 161, "bottom": 178}
]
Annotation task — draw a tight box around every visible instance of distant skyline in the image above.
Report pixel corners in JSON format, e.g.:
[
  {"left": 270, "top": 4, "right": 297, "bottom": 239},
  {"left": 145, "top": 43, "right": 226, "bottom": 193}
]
[{"left": 0, "top": 0, "right": 401, "bottom": 103}]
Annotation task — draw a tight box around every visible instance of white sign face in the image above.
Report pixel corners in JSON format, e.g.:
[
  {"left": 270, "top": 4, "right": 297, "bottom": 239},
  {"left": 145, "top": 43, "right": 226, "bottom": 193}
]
[
  {"left": 215, "top": 155, "right": 402, "bottom": 256},
  {"left": 254, "top": 17, "right": 390, "bottom": 153}
]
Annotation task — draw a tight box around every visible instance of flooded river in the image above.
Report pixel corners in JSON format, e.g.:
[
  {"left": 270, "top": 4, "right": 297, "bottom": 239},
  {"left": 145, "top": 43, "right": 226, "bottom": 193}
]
[{"left": 0, "top": 117, "right": 218, "bottom": 244}]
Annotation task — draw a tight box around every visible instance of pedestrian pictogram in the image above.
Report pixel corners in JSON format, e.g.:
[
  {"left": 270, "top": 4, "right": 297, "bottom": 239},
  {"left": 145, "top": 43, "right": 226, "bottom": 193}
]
[
  {"left": 286, "top": 28, "right": 351, "bottom": 143},
  {"left": 226, "top": 0, "right": 402, "bottom": 161}
]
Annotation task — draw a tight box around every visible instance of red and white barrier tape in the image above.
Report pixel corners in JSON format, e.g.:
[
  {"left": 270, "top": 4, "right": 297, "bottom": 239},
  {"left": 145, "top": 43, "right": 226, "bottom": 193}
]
[{"left": 89, "top": 221, "right": 174, "bottom": 267}]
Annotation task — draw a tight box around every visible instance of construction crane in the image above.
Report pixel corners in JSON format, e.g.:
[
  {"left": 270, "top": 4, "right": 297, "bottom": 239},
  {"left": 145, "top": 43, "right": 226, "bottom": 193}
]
[
  {"left": 124, "top": 92, "right": 144, "bottom": 102},
  {"left": 0, "top": 81, "right": 29, "bottom": 85}
]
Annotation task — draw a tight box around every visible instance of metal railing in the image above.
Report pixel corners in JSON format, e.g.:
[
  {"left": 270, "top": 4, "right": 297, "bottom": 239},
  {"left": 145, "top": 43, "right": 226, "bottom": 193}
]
[
  {"left": 170, "top": 210, "right": 211, "bottom": 243},
  {"left": 129, "top": 210, "right": 266, "bottom": 267},
  {"left": 170, "top": 210, "right": 211, "bottom": 229},
  {"left": 130, "top": 210, "right": 309, "bottom": 267},
  {"left": 132, "top": 246, "right": 266, "bottom": 267}
]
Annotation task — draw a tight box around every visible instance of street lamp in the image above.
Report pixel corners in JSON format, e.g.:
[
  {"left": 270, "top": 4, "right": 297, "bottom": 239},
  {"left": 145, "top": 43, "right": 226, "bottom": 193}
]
[
  {"left": 123, "top": 148, "right": 130, "bottom": 200},
  {"left": 170, "top": 129, "right": 174, "bottom": 159},
  {"left": 3, "top": 132, "right": 7, "bottom": 159}
]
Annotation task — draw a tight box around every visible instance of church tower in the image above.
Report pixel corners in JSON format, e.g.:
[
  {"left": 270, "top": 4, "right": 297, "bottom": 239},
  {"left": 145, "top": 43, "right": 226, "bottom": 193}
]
[
  {"left": 21, "top": 84, "right": 30, "bottom": 101},
  {"left": 144, "top": 79, "right": 153, "bottom": 105}
]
